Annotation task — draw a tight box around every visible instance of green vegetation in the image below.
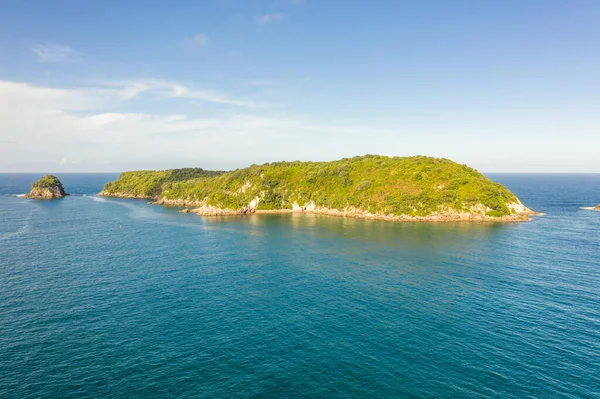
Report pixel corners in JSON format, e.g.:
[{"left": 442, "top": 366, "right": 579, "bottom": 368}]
[
  {"left": 31, "top": 175, "right": 64, "bottom": 190},
  {"left": 101, "top": 155, "right": 520, "bottom": 217},
  {"left": 102, "top": 168, "right": 224, "bottom": 197}
]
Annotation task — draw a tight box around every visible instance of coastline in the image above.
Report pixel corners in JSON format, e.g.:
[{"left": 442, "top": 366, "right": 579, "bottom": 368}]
[{"left": 98, "top": 191, "right": 538, "bottom": 223}]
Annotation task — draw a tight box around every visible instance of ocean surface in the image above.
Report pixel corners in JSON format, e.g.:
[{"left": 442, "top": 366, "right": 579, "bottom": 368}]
[{"left": 1, "top": 173, "right": 599, "bottom": 398}]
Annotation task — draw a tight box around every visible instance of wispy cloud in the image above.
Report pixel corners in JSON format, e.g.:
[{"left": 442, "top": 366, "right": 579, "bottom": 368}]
[
  {"left": 105, "top": 79, "right": 278, "bottom": 108},
  {"left": 117, "top": 82, "right": 150, "bottom": 100},
  {"left": 191, "top": 33, "right": 210, "bottom": 47},
  {"left": 30, "top": 44, "right": 74, "bottom": 62},
  {"left": 255, "top": 13, "right": 289, "bottom": 24},
  {"left": 167, "top": 83, "right": 259, "bottom": 107}
]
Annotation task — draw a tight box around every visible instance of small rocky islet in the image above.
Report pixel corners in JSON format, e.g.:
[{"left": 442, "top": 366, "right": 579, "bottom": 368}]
[
  {"left": 24, "top": 175, "right": 68, "bottom": 199},
  {"left": 98, "top": 155, "right": 538, "bottom": 222}
]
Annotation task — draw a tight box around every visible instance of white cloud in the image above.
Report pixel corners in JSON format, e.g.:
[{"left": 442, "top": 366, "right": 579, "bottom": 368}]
[
  {"left": 30, "top": 44, "right": 74, "bottom": 62},
  {"left": 4, "top": 80, "right": 597, "bottom": 172},
  {"left": 166, "top": 83, "right": 274, "bottom": 107},
  {"left": 0, "top": 81, "right": 113, "bottom": 110},
  {"left": 59, "top": 157, "right": 80, "bottom": 165},
  {"left": 0, "top": 80, "right": 391, "bottom": 171},
  {"left": 255, "top": 13, "right": 289, "bottom": 24},
  {"left": 103, "top": 78, "right": 278, "bottom": 108},
  {"left": 191, "top": 33, "right": 210, "bottom": 47},
  {"left": 117, "top": 82, "right": 150, "bottom": 99}
]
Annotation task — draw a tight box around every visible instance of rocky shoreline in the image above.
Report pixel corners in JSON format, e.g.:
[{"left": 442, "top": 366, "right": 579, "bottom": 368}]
[
  {"left": 581, "top": 204, "right": 600, "bottom": 212},
  {"left": 179, "top": 204, "right": 537, "bottom": 223},
  {"left": 98, "top": 191, "right": 537, "bottom": 223}
]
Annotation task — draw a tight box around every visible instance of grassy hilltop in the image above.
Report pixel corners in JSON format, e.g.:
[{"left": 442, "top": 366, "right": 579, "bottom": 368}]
[
  {"left": 31, "top": 175, "right": 64, "bottom": 189},
  {"left": 100, "top": 155, "right": 525, "bottom": 218}
]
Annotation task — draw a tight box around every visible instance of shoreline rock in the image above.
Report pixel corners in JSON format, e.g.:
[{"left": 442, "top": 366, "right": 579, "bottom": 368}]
[
  {"left": 25, "top": 175, "right": 68, "bottom": 199},
  {"left": 99, "top": 192, "right": 538, "bottom": 223},
  {"left": 580, "top": 204, "right": 600, "bottom": 212},
  {"left": 184, "top": 203, "right": 537, "bottom": 223}
]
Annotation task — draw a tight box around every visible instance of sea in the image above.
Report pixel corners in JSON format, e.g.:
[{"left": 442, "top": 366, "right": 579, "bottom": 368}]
[{"left": 0, "top": 173, "right": 599, "bottom": 398}]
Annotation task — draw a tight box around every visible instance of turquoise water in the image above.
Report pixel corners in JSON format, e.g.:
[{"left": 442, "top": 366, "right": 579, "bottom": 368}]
[{"left": 1, "top": 173, "right": 599, "bottom": 398}]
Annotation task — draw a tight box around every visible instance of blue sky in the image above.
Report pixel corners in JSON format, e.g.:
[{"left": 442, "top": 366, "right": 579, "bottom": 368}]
[{"left": 0, "top": 0, "right": 599, "bottom": 172}]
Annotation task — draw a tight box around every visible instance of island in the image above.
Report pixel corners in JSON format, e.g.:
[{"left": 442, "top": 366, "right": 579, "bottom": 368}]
[
  {"left": 595, "top": 205, "right": 600, "bottom": 211},
  {"left": 25, "top": 175, "right": 69, "bottom": 199},
  {"left": 98, "top": 155, "right": 537, "bottom": 222}
]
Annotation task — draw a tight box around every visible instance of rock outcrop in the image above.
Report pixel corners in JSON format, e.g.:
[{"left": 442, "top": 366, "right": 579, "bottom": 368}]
[
  {"left": 24, "top": 175, "right": 68, "bottom": 199},
  {"left": 595, "top": 204, "right": 600, "bottom": 211},
  {"left": 166, "top": 197, "right": 536, "bottom": 222}
]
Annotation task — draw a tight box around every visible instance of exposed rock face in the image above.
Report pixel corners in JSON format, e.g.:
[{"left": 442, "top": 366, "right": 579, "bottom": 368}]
[
  {"left": 103, "top": 191, "right": 538, "bottom": 223},
  {"left": 176, "top": 198, "right": 537, "bottom": 222},
  {"left": 25, "top": 175, "right": 68, "bottom": 199},
  {"left": 595, "top": 204, "right": 600, "bottom": 211}
]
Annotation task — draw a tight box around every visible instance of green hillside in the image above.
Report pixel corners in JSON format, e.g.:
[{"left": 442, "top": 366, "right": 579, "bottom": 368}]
[
  {"left": 31, "top": 175, "right": 64, "bottom": 189},
  {"left": 100, "top": 155, "right": 521, "bottom": 217}
]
